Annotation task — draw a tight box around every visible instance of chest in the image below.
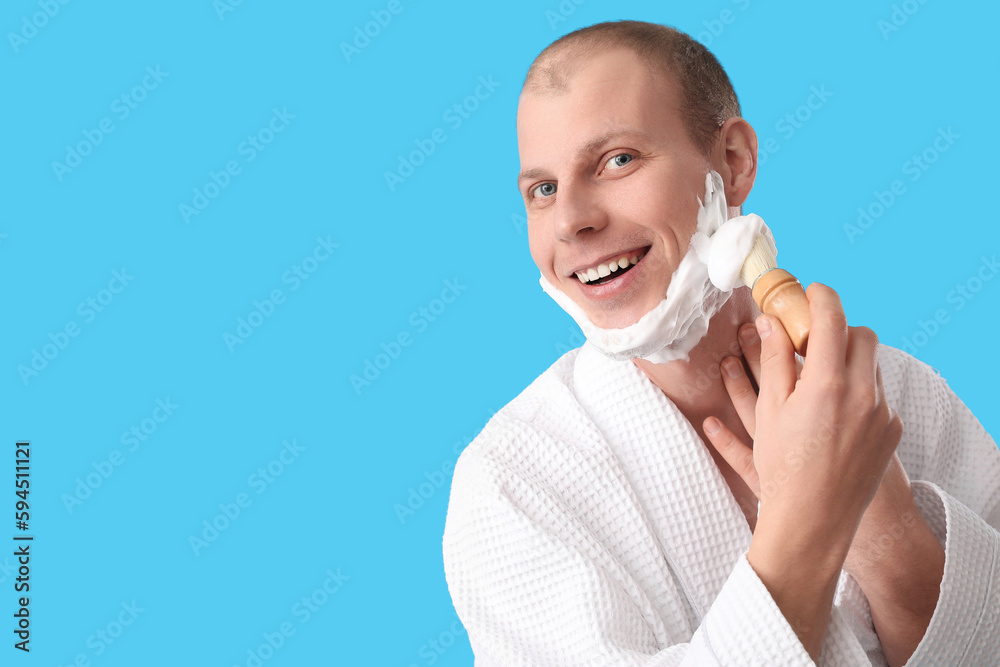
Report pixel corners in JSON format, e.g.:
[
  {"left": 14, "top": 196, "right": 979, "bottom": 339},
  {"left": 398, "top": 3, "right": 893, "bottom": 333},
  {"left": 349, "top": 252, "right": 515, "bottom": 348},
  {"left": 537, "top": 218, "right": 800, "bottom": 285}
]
[{"left": 705, "top": 444, "right": 758, "bottom": 532}]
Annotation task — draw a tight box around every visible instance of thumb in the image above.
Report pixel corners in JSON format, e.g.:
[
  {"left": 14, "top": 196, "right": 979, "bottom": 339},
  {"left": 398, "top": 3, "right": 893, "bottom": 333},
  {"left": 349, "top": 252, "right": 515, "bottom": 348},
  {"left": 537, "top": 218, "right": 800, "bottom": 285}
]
[{"left": 703, "top": 417, "right": 761, "bottom": 499}]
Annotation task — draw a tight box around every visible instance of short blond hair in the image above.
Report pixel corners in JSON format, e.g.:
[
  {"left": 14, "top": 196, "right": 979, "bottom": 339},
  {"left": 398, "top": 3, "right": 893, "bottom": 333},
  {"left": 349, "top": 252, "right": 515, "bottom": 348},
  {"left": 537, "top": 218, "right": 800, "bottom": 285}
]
[{"left": 523, "top": 20, "right": 741, "bottom": 155}]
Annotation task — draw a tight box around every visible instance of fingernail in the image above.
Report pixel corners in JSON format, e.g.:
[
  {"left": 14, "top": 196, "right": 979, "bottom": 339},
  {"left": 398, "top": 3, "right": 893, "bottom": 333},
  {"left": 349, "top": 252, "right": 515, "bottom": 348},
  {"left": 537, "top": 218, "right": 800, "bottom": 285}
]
[
  {"left": 756, "top": 316, "right": 772, "bottom": 340},
  {"left": 740, "top": 326, "right": 758, "bottom": 347},
  {"left": 723, "top": 357, "right": 741, "bottom": 379},
  {"left": 704, "top": 417, "right": 720, "bottom": 434}
]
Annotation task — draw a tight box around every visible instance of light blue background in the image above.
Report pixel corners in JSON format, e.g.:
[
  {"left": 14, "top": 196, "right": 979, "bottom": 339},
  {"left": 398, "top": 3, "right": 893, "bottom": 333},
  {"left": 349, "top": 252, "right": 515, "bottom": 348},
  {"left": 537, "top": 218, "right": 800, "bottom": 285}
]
[{"left": 2, "top": 0, "right": 997, "bottom": 664}]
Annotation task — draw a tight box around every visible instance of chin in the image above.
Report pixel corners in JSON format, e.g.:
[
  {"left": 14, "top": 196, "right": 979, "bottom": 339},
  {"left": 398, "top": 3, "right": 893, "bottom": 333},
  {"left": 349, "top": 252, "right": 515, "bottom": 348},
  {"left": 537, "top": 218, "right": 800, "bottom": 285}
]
[{"left": 586, "top": 300, "right": 657, "bottom": 330}]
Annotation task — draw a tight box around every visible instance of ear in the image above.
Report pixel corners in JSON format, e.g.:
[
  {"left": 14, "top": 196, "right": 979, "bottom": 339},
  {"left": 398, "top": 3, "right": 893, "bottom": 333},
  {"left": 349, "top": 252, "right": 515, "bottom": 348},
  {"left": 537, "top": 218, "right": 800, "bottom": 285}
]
[{"left": 711, "top": 117, "right": 758, "bottom": 209}]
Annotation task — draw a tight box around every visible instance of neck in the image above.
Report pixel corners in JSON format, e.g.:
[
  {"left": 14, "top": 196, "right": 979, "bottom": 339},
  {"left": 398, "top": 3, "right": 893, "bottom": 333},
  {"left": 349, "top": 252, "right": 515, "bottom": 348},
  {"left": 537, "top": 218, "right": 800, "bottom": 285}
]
[{"left": 631, "top": 288, "right": 758, "bottom": 432}]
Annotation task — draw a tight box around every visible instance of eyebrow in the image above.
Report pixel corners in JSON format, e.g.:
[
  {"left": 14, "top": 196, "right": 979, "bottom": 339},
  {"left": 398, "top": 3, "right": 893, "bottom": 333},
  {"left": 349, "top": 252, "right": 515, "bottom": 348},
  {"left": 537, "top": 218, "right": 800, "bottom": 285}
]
[{"left": 516, "top": 128, "right": 651, "bottom": 189}]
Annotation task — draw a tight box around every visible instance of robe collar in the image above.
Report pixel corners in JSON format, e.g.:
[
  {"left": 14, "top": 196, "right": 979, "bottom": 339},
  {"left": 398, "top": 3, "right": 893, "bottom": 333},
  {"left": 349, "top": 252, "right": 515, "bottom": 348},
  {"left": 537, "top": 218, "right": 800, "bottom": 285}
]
[{"left": 572, "top": 340, "right": 753, "bottom": 621}]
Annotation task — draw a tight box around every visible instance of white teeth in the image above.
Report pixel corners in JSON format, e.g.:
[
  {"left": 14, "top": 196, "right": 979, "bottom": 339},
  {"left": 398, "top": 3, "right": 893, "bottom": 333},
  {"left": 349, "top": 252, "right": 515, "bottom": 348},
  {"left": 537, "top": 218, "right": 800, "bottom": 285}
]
[{"left": 576, "top": 250, "right": 647, "bottom": 284}]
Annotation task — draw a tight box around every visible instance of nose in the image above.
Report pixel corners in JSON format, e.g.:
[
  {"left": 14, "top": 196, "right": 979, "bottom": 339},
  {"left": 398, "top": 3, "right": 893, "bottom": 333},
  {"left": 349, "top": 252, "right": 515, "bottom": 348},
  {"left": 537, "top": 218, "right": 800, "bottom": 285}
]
[{"left": 552, "top": 180, "right": 608, "bottom": 241}]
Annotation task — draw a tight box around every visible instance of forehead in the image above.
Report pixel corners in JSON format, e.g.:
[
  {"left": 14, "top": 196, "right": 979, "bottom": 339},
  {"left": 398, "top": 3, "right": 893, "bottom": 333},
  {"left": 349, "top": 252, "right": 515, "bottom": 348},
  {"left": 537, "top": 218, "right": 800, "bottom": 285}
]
[{"left": 516, "top": 48, "right": 683, "bottom": 167}]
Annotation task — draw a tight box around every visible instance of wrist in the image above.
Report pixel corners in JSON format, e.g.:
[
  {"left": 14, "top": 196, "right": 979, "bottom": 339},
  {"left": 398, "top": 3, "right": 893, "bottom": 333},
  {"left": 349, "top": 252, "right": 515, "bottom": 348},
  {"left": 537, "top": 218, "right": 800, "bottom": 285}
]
[
  {"left": 751, "top": 505, "right": 853, "bottom": 582},
  {"left": 847, "top": 507, "right": 943, "bottom": 599},
  {"left": 844, "top": 463, "right": 922, "bottom": 585},
  {"left": 747, "top": 512, "right": 849, "bottom": 660}
]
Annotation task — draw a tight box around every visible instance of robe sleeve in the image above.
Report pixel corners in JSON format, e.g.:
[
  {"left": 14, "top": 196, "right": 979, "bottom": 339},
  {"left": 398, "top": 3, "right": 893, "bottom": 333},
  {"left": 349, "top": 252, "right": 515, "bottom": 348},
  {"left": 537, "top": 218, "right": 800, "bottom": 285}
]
[
  {"left": 868, "top": 346, "right": 1000, "bottom": 666},
  {"left": 769, "top": 347, "right": 1000, "bottom": 666},
  {"left": 442, "top": 428, "right": 868, "bottom": 667},
  {"left": 903, "top": 481, "right": 1000, "bottom": 665}
]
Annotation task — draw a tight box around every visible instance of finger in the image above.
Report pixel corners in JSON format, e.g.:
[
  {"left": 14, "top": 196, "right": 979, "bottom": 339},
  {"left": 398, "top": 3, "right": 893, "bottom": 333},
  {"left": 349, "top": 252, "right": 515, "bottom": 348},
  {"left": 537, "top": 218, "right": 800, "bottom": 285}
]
[
  {"left": 874, "top": 355, "right": 887, "bottom": 404},
  {"left": 846, "top": 325, "right": 880, "bottom": 391},
  {"left": 738, "top": 323, "right": 762, "bottom": 387},
  {"left": 721, "top": 356, "right": 757, "bottom": 439},
  {"left": 874, "top": 361, "right": 904, "bottom": 453},
  {"left": 885, "top": 408, "right": 904, "bottom": 454},
  {"left": 756, "top": 314, "right": 797, "bottom": 404},
  {"left": 801, "top": 283, "right": 849, "bottom": 377},
  {"left": 743, "top": 321, "right": 803, "bottom": 384},
  {"left": 703, "top": 417, "right": 761, "bottom": 499},
  {"left": 875, "top": 407, "right": 905, "bottom": 476}
]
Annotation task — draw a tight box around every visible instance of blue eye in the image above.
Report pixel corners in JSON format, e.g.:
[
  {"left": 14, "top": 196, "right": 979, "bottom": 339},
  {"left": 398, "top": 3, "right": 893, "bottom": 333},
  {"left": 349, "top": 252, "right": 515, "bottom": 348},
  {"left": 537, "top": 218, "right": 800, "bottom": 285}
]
[
  {"left": 533, "top": 182, "right": 556, "bottom": 198},
  {"left": 609, "top": 153, "right": 634, "bottom": 168}
]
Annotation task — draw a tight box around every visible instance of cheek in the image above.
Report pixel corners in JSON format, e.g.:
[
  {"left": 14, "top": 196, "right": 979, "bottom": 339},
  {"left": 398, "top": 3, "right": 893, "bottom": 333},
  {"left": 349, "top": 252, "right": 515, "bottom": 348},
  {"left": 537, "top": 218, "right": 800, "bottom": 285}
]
[
  {"left": 637, "top": 194, "right": 697, "bottom": 261},
  {"left": 672, "top": 195, "right": 702, "bottom": 257},
  {"left": 615, "top": 169, "right": 688, "bottom": 221},
  {"left": 526, "top": 224, "right": 553, "bottom": 275}
]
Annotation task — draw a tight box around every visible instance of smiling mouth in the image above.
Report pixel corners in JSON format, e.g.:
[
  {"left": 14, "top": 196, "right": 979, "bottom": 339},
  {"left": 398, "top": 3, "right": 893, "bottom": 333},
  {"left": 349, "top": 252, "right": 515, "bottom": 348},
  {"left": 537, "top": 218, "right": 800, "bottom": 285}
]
[{"left": 574, "top": 247, "right": 649, "bottom": 285}]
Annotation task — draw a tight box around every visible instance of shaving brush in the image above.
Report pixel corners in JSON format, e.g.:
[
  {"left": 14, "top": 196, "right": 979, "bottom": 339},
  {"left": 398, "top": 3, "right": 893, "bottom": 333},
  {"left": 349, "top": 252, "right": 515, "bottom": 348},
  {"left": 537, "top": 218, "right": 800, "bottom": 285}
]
[{"left": 739, "top": 236, "right": 811, "bottom": 356}]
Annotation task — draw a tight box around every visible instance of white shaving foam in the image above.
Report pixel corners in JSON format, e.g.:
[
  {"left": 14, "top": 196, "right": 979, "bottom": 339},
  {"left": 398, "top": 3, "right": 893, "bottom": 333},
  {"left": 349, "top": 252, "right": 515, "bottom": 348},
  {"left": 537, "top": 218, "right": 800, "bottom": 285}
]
[{"left": 539, "top": 170, "right": 777, "bottom": 363}]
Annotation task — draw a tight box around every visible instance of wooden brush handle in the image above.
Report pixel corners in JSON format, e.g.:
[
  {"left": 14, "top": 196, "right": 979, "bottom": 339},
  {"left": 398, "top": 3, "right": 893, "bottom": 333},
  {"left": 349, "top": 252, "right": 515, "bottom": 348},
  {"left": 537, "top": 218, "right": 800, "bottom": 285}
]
[{"left": 751, "top": 269, "right": 810, "bottom": 356}]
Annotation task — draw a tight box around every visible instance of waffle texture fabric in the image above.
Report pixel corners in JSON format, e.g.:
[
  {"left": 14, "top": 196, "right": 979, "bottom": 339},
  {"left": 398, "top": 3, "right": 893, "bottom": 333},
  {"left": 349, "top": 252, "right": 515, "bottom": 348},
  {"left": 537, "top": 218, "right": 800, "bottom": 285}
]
[{"left": 443, "top": 342, "right": 1000, "bottom": 666}]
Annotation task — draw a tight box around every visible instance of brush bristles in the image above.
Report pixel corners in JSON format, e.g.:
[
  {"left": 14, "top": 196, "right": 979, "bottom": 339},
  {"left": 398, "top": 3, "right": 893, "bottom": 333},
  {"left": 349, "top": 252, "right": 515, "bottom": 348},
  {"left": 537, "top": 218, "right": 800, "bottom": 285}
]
[{"left": 740, "top": 233, "right": 778, "bottom": 288}]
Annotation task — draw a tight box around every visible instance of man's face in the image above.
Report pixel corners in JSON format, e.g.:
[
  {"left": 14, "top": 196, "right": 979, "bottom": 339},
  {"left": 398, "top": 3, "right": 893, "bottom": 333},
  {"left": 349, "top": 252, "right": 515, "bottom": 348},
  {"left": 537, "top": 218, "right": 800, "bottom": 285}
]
[{"left": 517, "top": 48, "right": 715, "bottom": 329}]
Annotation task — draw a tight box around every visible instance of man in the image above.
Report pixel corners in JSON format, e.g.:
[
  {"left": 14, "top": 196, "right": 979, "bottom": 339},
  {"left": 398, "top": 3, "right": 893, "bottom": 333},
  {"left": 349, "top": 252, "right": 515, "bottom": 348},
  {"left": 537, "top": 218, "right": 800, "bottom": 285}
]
[{"left": 443, "top": 20, "right": 999, "bottom": 666}]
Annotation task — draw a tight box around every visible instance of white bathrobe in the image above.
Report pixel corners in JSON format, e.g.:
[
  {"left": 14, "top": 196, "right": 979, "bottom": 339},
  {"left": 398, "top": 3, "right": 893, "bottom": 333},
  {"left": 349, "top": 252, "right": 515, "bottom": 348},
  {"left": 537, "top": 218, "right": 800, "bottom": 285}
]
[{"left": 442, "top": 342, "right": 1000, "bottom": 666}]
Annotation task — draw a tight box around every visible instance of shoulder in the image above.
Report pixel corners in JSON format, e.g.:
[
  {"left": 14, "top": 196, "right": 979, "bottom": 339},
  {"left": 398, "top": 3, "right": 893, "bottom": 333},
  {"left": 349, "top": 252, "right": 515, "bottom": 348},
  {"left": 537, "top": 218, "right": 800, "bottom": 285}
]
[
  {"left": 877, "top": 344, "right": 998, "bottom": 504},
  {"left": 877, "top": 343, "right": 955, "bottom": 447},
  {"left": 457, "top": 346, "right": 585, "bottom": 465},
  {"left": 443, "top": 348, "right": 585, "bottom": 556},
  {"left": 877, "top": 343, "right": 948, "bottom": 405},
  {"left": 877, "top": 344, "right": 948, "bottom": 453},
  {"left": 445, "top": 344, "right": 612, "bottom": 518}
]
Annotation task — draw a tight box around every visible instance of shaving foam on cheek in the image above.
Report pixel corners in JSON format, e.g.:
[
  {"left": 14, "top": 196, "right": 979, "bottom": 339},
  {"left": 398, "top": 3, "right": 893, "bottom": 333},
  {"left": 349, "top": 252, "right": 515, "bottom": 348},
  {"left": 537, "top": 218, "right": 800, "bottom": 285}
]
[{"left": 539, "top": 170, "right": 778, "bottom": 363}]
